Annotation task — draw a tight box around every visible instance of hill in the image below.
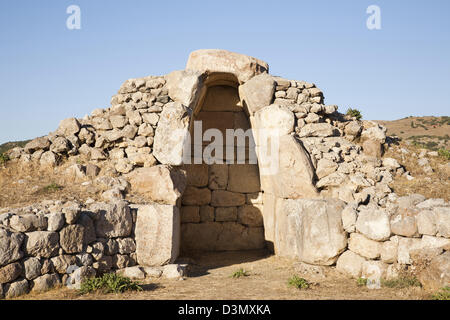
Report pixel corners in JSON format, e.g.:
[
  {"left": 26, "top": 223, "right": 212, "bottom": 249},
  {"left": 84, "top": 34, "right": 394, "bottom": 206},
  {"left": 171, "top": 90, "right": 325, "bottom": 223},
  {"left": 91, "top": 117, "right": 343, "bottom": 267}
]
[
  {"left": 376, "top": 116, "right": 450, "bottom": 151},
  {"left": 0, "top": 140, "right": 30, "bottom": 155}
]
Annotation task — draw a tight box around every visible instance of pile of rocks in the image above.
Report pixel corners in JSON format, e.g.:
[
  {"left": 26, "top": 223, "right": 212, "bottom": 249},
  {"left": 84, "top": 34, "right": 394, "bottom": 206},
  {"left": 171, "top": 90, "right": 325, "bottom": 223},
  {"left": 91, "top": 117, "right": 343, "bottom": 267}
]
[{"left": 7, "top": 75, "right": 170, "bottom": 173}]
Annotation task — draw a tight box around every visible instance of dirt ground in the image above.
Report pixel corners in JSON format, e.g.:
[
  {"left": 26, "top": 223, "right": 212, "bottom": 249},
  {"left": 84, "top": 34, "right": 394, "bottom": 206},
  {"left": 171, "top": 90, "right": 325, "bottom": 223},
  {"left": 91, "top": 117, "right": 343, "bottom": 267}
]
[{"left": 11, "top": 250, "right": 431, "bottom": 300}]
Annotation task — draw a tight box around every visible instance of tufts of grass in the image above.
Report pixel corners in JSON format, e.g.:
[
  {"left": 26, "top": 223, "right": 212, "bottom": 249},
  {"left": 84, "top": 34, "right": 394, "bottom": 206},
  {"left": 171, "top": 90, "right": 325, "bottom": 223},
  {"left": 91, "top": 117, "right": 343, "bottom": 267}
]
[
  {"left": 357, "top": 277, "right": 368, "bottom": 287},
  {"left": 438, "top": 148, "right": 450, "bottom": 160},
  {"left": 43, "top": 183, "right": 63, "bottom": 192},
  {"left": 79, "top": 273, "right": 143, "bottom": 295},
  {"left": 231, "top": 268, "right": 249, "bottom": 279},
  {"left": 431, "top": 286, "right": 450, "bottom": 300},
  {"left": 346, "top": 108, "right": 362, "bottom": 120},
  {"left": 380, "top": 276, "right": 422, "bottom": 289},
  {"left": 288, "top": 275, "right": 310, "bottom": 290}
]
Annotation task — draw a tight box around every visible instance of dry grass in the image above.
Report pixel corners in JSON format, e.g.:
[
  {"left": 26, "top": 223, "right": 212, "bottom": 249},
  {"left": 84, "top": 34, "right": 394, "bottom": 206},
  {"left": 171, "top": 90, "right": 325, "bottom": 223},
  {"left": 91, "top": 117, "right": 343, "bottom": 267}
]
[
  {"left": 0, "top": 158, "right": 106, "bottom": 210},
  {"left": 384, "top": 142, "right": 450, "bottom": 201}
]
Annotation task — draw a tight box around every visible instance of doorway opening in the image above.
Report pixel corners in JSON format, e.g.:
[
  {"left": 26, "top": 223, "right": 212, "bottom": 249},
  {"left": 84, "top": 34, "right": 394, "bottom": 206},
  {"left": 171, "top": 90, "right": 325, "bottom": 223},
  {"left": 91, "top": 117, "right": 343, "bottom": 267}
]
[{"left": 180, "top": 73, "right": 266, "bottom": 254}]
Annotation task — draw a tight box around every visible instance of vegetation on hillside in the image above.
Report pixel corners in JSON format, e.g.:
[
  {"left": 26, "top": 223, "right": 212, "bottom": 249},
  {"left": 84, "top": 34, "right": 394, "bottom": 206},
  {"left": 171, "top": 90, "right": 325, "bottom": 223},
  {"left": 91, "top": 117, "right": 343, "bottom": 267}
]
[{"left": 0, "top": 140, "right": 30, "bottom": 155}]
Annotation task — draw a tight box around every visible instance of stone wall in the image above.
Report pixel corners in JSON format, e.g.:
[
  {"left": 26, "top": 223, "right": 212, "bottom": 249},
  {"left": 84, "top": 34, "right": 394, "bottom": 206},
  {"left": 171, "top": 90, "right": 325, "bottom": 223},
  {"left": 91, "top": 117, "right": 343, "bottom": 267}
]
[
  {"left": 0, "top": 200, "right": 180, "bottom": 299},
  {"left": 180, "top": 164, "right": 265, "bottom": 252}
]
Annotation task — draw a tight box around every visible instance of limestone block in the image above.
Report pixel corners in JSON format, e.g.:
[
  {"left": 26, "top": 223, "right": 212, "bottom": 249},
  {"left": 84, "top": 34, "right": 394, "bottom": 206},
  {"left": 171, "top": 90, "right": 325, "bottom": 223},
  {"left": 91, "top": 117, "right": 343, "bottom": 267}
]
[
  {"left": 165, "top": 70, "right": 203, "bottom": 108},
  {"left": 275, "top": 198, "right": 347, "bottom": 265},
  {"left": 215, "top": 207, "right": 237, "bottom": 222},
  {"left": 126, "top": 165, "right": 187, "bottom": 205},
  {"left": 210, "top": 190, "right": 246, "bottom": 207},
  {"left": 238, "top": 73, "right": 275, "bottom": 115},
  {"left": 237, "top": 205, "right": 263, "bottom": 227},
  {"left": 180, "top": 206, "right": 200, "bottom": 223},
  {"left": 183, "top": 164, "right": 209, "bottom": 187},
  {"left": 348, "top": 233, "right": 381, "bottom": 260},
  {"left": 208, "top": 164, "right": 228, "bottom": 190},
  {"left": 181, "top": 186, "right": 211, "bottom": 206},
  {"left": 227, "top": 164, "right": 260, "bottom": 193},
  {"left": 153, "top": 102, "right": 192, "bottom": 165},
  {"left": 135, "top": 204, "right": 180, "bottom": 266},
  {"left": 356, "top": 208, "right": 391, "bottom": 241},
  {"left": 186, "top": 49, "right": 269, "bottom": 84},
  {"left": 336, "top": 250, "right": 366, "bottom": 278}
]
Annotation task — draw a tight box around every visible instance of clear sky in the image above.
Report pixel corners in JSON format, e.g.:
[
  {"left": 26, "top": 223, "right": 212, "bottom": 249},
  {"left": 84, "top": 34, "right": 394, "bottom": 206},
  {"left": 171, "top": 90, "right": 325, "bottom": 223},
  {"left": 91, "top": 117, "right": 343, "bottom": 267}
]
[{"left": 1, "top": 0, "right": 449, "bottom": 144}]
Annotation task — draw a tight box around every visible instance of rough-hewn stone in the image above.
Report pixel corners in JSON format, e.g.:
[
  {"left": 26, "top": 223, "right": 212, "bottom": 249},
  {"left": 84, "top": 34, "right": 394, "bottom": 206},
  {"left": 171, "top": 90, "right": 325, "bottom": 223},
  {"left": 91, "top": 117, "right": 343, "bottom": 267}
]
[{"left": 135, "top": 204, "right": 180, "bottom": 266}]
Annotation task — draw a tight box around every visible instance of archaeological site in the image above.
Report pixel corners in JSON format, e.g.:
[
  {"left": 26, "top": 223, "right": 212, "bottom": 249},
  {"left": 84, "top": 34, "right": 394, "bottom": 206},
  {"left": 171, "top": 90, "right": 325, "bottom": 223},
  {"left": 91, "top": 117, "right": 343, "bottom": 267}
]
[{"left": 0, "top": 49, "right": 449, "bottom": 299}]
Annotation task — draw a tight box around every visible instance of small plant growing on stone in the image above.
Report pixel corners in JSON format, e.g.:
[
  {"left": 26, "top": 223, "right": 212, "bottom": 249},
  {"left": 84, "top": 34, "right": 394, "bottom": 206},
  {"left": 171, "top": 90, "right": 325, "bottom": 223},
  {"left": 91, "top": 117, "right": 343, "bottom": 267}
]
[
  {"left": 346, "top": 108, "right": 362, "bottom": 120},
  {"left": 0, "top": 153, "right": 10, "bottom": 165},
  {"left": 431, "top": 286, "right": 450, "bottom": 300},
  {"left": 380, "top": 276, "right": 422, "bottom": 289},
  {"left": 288, "top": 275, "right": 310, "bottom": 289},
  {"left": 231, "top": 268, "right": 249, "bottom": 278},
  {"left": 357, "top": 277, "right": 368, "bottom": 287},
  {"left": 79, "top": 273, "right": 142, "bottom": 294}
]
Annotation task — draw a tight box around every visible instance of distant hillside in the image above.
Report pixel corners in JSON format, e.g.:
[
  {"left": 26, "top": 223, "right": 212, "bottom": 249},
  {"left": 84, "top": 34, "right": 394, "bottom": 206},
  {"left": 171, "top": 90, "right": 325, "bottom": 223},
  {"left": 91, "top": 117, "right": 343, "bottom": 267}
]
[
  {"left": 0, "top": 140, "right": 30, "bottom": 155},
  {"left": 376, "top": 116, "right": 450, "bottom": 151}
]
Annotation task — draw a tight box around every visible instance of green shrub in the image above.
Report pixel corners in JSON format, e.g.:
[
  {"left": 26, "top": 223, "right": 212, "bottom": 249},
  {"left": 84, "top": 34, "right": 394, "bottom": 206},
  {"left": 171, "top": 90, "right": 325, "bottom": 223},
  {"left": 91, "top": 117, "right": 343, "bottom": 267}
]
[
  {"left": 432, "top": 286, "right": 450, "bottom": 300},
  {"left": 380, "top": 276, "right": 421, "bottom": 289},
  {"left": 231, "top": 268, "right": 249, "bottom": 278},
  {"left": 288, "top": 276, "right": 310, "bottom": 289},
  {"left": 0, "top": 153, "right": 10, "bottom": 165},
  {"left": 43, "top": 183, "right": 63, "bottom": 192},
  {"left": 79, "top": 273, "right": 142, "bottom": 295},
  {"left": 438, "top": 148, "right": 450, "bottom": 160},
  {"left": 346, "top": 108, "right": 362, "bottom": 120},
  {"left": 357, "top": 277, "right": 368, "bottom": 287}
]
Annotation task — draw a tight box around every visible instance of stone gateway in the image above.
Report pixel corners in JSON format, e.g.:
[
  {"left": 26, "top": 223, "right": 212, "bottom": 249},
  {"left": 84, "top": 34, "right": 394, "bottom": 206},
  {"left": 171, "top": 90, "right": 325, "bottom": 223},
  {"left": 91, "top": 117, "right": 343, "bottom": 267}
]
[{"left": 1, "top": 49, "right": 449, "bottom": 298}]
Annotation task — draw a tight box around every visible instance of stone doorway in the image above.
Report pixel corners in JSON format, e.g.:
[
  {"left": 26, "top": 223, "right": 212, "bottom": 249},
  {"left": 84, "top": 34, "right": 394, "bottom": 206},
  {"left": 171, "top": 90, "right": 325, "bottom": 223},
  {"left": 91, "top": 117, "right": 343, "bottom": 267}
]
[{"left": 180, "top": 74, "right": 266, "bottom": 254}]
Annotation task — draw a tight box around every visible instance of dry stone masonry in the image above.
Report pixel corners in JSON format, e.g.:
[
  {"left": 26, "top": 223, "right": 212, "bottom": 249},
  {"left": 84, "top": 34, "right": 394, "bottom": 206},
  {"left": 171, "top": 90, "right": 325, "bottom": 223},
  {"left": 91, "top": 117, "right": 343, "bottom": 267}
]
[{"left": 1, "top": 49, "right": 449, "bottom": 297}]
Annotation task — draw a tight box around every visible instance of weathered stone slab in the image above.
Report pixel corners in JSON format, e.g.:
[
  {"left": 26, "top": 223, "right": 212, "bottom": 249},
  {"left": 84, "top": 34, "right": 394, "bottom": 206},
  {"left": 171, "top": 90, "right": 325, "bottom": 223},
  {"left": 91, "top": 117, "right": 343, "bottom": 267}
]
[
  {"left": 165, "top": 69, "right": 203, "bottom": 108},
  {"left": 336, "top": 250, "right": 366, "bottom": 278},
  {"left": 186, "top": 49, "right": 269, "bottom": 84},
  {"left": 239, "top": 74, "right": 275, "bottom": 115},
  {"left": 90, "top": 201, "right": 133, "bottom": 238},
  {"left": 356, "top": 207, "right": 391, "bottom": 241},
  {"left": 208, "top": 164, "right": 228, "bottom": 190},
  {"left": 153, "top": 102, "right": 192, "bottom": 165},
  {"left": 211, "top": 190, "right": 246, "bottom": 207},
  {"left": 24, "top": 231, "right": 59, "bottom": 258},
  {"left": 183, "top": 164, "right": 209, "bottom": 187},
  {"left": 264, "top": 135, "right": 318, "bottom": 198},
  {"left": 126, "top": 165, "right": 187, "bottom": 205},
  {"left": 181, "top": 186, "right": 211, "bottom": 206},
  {"left": 275, "top": 198, "right": 347, "bottom": 265},
  {"left": 135, "top": 204, "right": 180, "bottom": 266},
  {"left": 227, "top": 164, "right": 260, "bottom": 193}
]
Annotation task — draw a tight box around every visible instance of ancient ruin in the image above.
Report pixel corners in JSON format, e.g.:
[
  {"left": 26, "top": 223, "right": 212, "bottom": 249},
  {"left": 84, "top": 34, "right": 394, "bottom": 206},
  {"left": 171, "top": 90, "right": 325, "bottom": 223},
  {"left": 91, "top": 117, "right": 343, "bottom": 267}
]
[{"left": 0, "top": 49, "right": 449, "bottom": 298}]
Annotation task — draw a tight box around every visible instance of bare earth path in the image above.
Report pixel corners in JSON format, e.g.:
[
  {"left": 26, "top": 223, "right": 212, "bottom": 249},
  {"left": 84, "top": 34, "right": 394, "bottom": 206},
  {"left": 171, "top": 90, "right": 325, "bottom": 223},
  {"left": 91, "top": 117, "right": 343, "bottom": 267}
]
[{"left": 15, "top": 250, "right": 429, "bottom": 300}]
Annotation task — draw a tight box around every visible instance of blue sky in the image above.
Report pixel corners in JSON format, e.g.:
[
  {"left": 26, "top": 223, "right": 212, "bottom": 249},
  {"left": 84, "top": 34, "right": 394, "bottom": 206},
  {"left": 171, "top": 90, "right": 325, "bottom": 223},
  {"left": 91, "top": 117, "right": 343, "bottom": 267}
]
[{"left": 0, "top": 0, "right": 449, "bottom": 144}]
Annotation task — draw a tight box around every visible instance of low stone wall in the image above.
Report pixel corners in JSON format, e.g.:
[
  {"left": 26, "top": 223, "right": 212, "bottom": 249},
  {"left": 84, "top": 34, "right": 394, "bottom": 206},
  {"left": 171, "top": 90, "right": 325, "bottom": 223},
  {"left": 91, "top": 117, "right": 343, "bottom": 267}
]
[
  {"left": 0, "top": 200, "right": 179, "bottom": 299},
  {"left": 274, "top": 195, "right": 450, "bottom": 290}
]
